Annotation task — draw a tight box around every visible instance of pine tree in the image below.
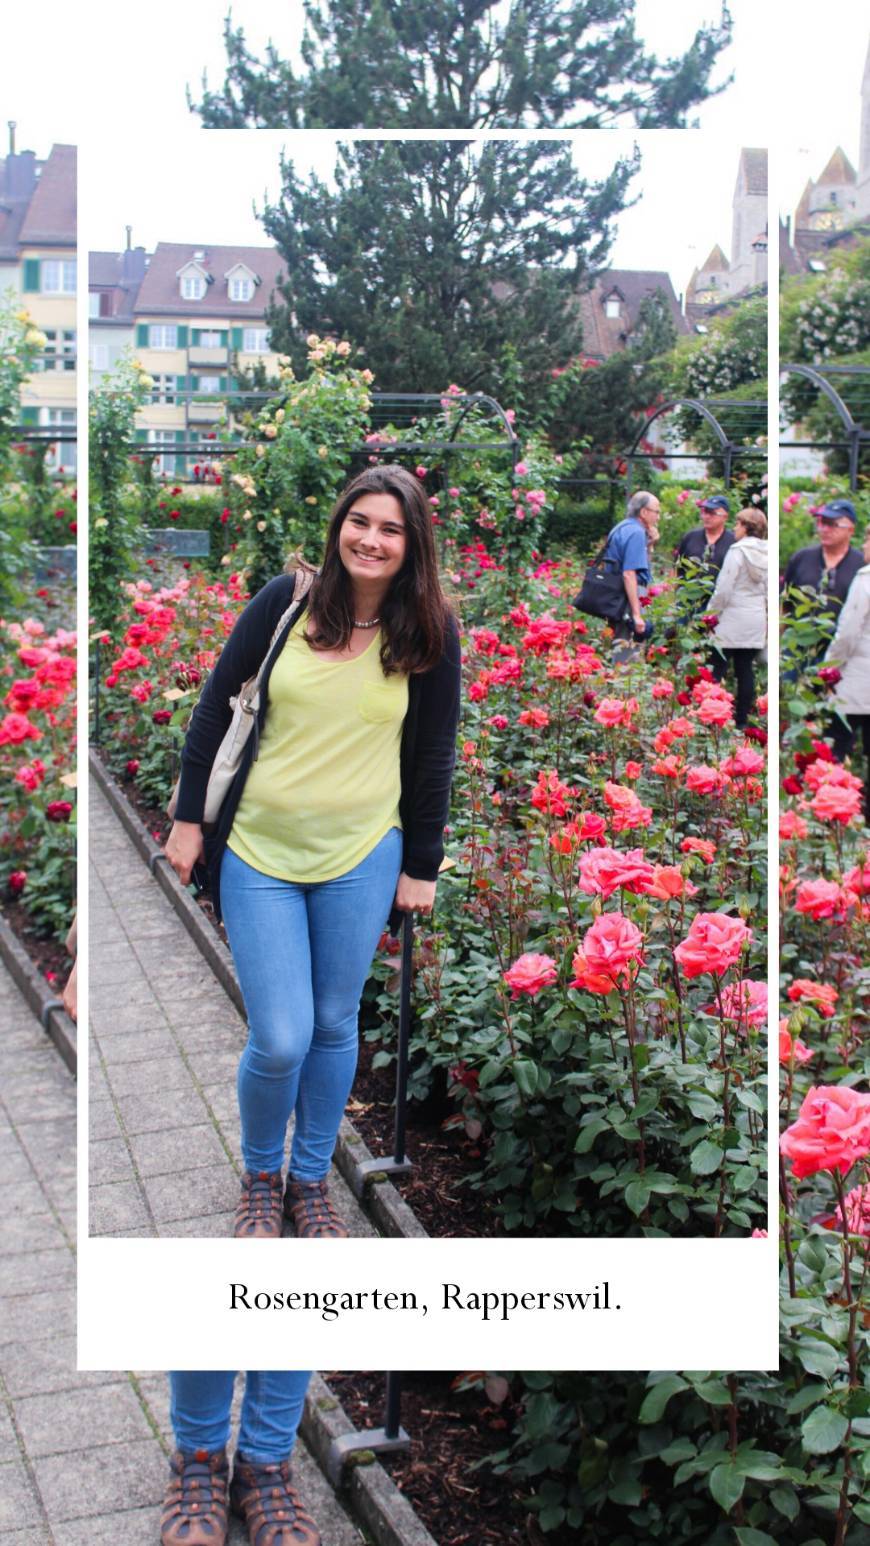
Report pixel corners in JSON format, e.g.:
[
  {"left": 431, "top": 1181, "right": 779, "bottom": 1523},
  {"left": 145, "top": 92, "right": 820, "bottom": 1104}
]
[
  {"left": 259, "top": 139, "right": 638, "bottom": 397},
  {"left": 193, "top": 1, "right": 732, "bottom": 129}
]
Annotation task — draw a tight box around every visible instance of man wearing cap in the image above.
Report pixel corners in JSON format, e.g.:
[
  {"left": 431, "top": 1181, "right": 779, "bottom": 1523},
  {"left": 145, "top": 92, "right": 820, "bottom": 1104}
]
[
  {"left": 675, "top": 495, "right": 735, "bottom": 584},
  {"left": 781, "top": 499, "right": 864, "bottom": 619}
]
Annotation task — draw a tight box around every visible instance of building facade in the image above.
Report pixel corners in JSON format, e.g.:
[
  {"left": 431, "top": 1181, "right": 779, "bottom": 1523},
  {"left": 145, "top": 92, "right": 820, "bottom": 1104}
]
[
  {"left": 117, "top": 241, "right": 285, "bottom": 476},
  {"left": 0, "top": 137, "right": 77, "bottom": 470},
  {"left": 685, "top": 149, "right": 768, "bottom": 326}
]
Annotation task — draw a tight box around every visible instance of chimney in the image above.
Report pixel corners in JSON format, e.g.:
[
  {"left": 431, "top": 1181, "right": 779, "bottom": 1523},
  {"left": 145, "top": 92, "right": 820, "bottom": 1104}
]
[
  {"left": 8, "top": 121, "right": 15, "bottom": 155},
  {"left": 5, "top": 146, "right": 37, "bottom": 199},
  {"left": 125, "top": 225, "right": 132, "bottom": 251}
]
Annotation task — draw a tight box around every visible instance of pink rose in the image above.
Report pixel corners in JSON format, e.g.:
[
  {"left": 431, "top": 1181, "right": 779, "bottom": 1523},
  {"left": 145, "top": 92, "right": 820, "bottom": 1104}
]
[
  {"left": 579, "top": 913, "right": 644, "bottom": 990},
  {"left": 503, "top": 952, "right": 558, "bottom": 999},
  {"left": 780, "top": 1085, "right": 870, "bottom": 1179},
  {"left": 578, "top": 847, "right": 655, "bottom": 900},
  {"left": 674, "top": 913, "right": 751, "bottom": 978},
  {"left": 779, "top": 1024, "right": 813, "bottom": 1066}
]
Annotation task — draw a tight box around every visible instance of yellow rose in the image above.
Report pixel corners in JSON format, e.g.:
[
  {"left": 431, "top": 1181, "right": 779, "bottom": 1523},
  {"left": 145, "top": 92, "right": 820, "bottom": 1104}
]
[
  {"left": 305, "top": 496, "right": 318, "bottom": 506},
  {"left": 318, "top": 446, "right": 329, "bottom": 459},
  {"left": 306, "top": 333, "right": 320, "bottom": 348},
  {"left": 336, "top": 341, "right": 351, "bottom": 357},
  {"left": 25, "top": 328, "right": 47, "bottom": 348},
  {"left": 256, "top": 444, "right": 266, "bottom": 458},
  {"left": 94, "top": 517, "right": 109, "bottom": 529},
  {"left": 16, "top": 309, "right": 31, "bottom": 323},
  {"left": 256, "top": 520, "right": 267, "bottom": 531},
  {"left": 275, "top": 408, "right": 285, "bottom": 424},
  {"left": 138, "top": 374, "right": 154, "bottom": 390},
  {"left": 243, "top": 509, "right": 253, "bottom": 521},
  {"left": 263, "top": 424, "right": 278, "bottom": 439},
  {"left": 220, "top": 554, "right": 231, "bottom": 565}
]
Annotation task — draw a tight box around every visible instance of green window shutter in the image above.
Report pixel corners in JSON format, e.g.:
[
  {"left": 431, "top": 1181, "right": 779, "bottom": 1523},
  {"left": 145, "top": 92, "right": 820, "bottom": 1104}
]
[
  {"left": 134, "top": 429, "right": 147, "bottom": 442},
  {"left": 176, "top": 375, "right": 187, "bottom": 392},
  {"left": 21, "top": 406, "right": 38, "bottom": 425},
  {"left": 219, "top": 376, "right": 228, "bottom": 392},
  {"left": 190, "top": 375, "right": 199, "bottom": 391},
  {"left": 231, "top": 327, "right": 244, "bottom": 349},
  {"left": 177, "top": 325, "right": 188, "bottom": 348},
  {"left": 23, "top": 259, "right": 40, "bottom": 292},
  {"left": 219, "top": 331, "right": 228, "bottom": 347},
  {"left": 191, "top": 329, "right": 201, "bottom": 346},
  {"left": 136, "top": 323, "right": 149, "bottom": 347},
  {"left": 175, "top": 431, "right": 185, "bottom": 444}
]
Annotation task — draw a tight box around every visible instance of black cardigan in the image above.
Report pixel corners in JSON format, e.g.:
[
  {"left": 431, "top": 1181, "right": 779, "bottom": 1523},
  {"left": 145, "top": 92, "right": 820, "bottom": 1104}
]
[{"left": 175, "top": 573, "right": 462, "bottom": 919}]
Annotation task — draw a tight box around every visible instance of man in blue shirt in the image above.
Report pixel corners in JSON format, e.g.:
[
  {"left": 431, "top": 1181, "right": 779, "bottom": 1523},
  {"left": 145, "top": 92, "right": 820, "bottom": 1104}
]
[{"left": 604, "top": 490, "right": 661, "bottom": 657}]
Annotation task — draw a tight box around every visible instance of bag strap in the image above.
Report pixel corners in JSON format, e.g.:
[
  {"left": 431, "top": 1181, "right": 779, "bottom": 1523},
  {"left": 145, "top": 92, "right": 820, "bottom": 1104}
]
[{"left": 245, "top": 568, "right": 316, "bottom": 703}]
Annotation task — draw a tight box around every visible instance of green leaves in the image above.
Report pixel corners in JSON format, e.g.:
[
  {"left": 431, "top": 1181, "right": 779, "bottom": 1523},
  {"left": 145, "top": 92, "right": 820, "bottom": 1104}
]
[
  {"left": 709, "top": 1461, "right": 744, "bottom": 1513},
  {"left": 638, "top": 1375, "right": 689, "bottom": 1424},
  {"left": 690, "top": 1139, "right": 724, "bottom": 1175},
  {"left": 801, "top": 1405, "right": 850, "bottom": 1454}
]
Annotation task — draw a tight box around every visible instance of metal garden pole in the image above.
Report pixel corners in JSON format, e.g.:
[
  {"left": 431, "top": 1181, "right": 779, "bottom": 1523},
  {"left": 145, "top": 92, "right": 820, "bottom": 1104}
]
[
  {"left": 324, "top": 1374, "right": 410, "bottom": 1484},
  {"left": 356, "top": 909, "right": 415, "bottom": 1184}
]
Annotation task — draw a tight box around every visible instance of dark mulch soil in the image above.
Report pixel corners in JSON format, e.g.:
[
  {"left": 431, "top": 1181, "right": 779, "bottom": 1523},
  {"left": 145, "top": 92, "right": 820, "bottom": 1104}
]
[
  {"left": 324, "top": 1372, "right": 543, "bottom": 1546},
  {"left": 0, "top": 899, "right": 71, "bottom": 987}
]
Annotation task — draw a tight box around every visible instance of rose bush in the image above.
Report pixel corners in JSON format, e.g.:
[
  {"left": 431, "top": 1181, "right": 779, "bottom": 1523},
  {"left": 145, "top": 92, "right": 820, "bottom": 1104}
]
[{"left": 0, "top": 611, "right": 77, "bottom": 939}]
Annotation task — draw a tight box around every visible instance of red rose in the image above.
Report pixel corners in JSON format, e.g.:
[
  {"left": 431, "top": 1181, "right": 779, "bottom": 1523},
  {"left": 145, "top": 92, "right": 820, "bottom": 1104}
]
[
  {"left": 170, "top": 510, "right": 180, "bottom": 521},
  {"left": 782, "top": 775, "right": 803, "bottom": 796},
  {"left": 125, "top": 759, "right": 140, "bottom": 778},
  {"left": 45, "top": 800, "right": 73, "bottom": 822},
  {"left": 780, "top": 1085, "right": 870, "bottom": 1180},
  {"left": 8, "top": 870, "right": 27, "bottom": 895},
  {"left": 152, "top": 709, "right": 173, "bottom": 725}
]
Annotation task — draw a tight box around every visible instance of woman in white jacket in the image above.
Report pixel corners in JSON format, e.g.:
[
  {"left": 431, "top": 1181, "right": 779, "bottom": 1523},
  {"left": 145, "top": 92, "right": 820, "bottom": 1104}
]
[
  {"left": 824, "top": 524, "right": 870, "bottom": 821},
  {"left": 707, "top": 508, "right": 768, "bottom": 729}
]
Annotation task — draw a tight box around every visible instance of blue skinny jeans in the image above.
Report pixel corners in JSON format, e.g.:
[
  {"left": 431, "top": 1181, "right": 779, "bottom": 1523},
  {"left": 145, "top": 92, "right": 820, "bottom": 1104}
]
[
  {"left": 220, "top": 828, "right": 402, "bottom": 1177},
  {"left": 169, "top": 1371, "right": 311, "bottom": 1463}
]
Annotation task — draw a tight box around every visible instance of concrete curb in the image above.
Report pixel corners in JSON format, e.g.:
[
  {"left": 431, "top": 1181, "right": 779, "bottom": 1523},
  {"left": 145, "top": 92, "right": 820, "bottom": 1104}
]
[
  {"left": 0, "top": 910, "right": 76, "bottom": 1073},
  {"left": 89, "top": 748, "right": 428, "bottom": 1240},
  {"left": 303, "top": 1374, "right": 440, "bottom": 1546}
]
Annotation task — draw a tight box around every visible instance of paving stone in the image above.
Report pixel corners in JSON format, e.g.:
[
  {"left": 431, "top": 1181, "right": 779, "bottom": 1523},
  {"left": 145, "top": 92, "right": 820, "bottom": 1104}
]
[
  {"left": 52, "top": 1506, "right": 163, "bottom": 1546},
  {"left": 1, "top": 1208, "right": 68, "bottom": 1258},
  {"left": 89, "top": 1101, "right": 121, "bottom": 1142},
  {"left": 15, "top": 1382, "right": 154, "bottom": 1458},
  {"left": 0, "top": 1248, "right": 74, "bottom": 1298},
  {"left": 0, "top": 1457, "right": 47, "bottom": 1531},
  {"left": 0, "top": 1291, "right": 75, "bottom": 1348},
  {"left": 33, "top": 1438, "right": 165, "bottom": 1522},
  {"left": 0, "top": 1174, "right": 57, "bottom": 1219},
  {"left": 89, "top": 1179, "right": 151, "bottom": 1236},
  {"left": 129, "top": 1122, "right": 229, "bottom": 1179},
  {"left": 0, "top": 1404, "right": 18, "bottom": 1464},
  {"left": 144, "top": 1165, "right": 238, "bottom": 1224},
  {"left": 183, "top": 1044, "right": 242, "bottom": 1088},
  {"left": 0, "top": 1338, "right": 122, "bottom": 1398},
  {"left": 114, "top": 1081, "right": 213, "bottom": 1138},
  {"left": 88, "top": 1135, "right": 136, "bottom": 1187},
  {"left": 97, "top": 1026, "right": 179, "bottom": 1066}
]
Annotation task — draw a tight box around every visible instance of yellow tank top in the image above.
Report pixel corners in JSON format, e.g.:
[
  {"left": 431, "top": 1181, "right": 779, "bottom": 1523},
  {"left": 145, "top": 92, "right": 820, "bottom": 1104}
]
[{"left": 227, "top": 620, "right": 407, "bottom": 883}]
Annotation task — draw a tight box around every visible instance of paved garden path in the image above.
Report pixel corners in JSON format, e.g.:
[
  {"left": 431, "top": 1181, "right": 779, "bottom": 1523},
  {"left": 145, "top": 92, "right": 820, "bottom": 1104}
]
[
  {"left": 0, "top": 953, "right": 369, "bottom": 1545},
  {"left": 89, "top": 781, "right": 378, "bottom": 1239}
]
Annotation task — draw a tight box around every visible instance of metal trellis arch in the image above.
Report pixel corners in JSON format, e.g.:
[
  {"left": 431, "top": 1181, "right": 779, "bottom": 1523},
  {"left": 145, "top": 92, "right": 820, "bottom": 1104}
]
[
  {"left": 623, "top": 395, "right": 767, "bottom": 492},
  {"left": 780, "top": 363, "right": 870, "bottom": 491}
]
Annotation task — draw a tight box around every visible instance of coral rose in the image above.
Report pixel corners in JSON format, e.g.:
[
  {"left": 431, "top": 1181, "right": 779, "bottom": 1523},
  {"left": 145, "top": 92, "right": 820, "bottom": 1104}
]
[
  {"left": 780, "top": 1085, "right": 870, "bottom": 1179},
  {"left": 579, "top": 913, "right": 644, "bottom": 989},
  {"left": 779, "top": 1024, "right": 813, "bottom": 1066},
  {"left": 810, "top": 783, "right": 862, "bottom": 825},
  {"left": 710, "top": 977, "right": 767, "bottom": 1028},
  {"left": 685, "top": 764, "right": 722, "bottom": 795},
  {"left": 779, "top": 810, "right": 808, "bottom": 841},
  {"left": 503, "top": 953, "right": 558, "bottom": 999},
  {"left": 680, "top": 837, "right": 717, "bottom": 863},
  {"left": 786, "top": 980, "right": 838, "bottom": 1017},
  {"left": 795, "top": 878, "right": 848, "bottom": 921},
  {"left": 674, "top": 913, "right": 751, "bottom": 978},
  {"left": 578, "top": 847, "right": 655, "bottom": 900}
]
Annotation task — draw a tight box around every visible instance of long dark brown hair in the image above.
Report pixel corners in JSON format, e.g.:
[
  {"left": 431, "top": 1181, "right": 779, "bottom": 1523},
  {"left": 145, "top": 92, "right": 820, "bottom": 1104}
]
[{"left": 302, "top": 465, "right": 449, "bottom": 674}]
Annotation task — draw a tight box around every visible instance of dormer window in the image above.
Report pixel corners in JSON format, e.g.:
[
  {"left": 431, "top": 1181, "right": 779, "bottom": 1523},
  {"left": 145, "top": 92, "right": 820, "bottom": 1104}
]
[
  {"left": 605, "top": 295, "right": 621, "bottom": 319},
  {"left": 230, "top": 276, "right": 253, "bottom": 302},
  {"left": 182, "top": 274, "right": 205, "bottom": 300}
]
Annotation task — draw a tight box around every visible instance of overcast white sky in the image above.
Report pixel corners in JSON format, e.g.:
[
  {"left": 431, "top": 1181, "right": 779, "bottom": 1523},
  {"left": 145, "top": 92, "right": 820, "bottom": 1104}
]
[{"left": 2, "top": 2, "right": 866, "bottom": 295}]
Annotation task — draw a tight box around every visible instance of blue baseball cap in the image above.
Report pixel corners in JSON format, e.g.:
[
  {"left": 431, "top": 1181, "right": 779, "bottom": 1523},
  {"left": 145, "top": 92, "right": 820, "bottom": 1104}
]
[
  {"left": 816, "top": 499, "right": 856, "bottom": 524},
  {"left": 699, "top": 495, "right": 729, "bottom": 513}
]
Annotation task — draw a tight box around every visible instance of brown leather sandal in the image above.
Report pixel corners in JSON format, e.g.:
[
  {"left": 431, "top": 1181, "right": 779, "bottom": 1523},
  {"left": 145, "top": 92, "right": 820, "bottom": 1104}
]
[
  {"left": 230, "top": 1456, "right": 321, "bottom": 1546},
  {"left": 161, "top": 1448, "right": 229, "bottom": 1545},
  {"left": 234, "top": 1170, "right": 284, "bottom": 1238},
  {"left": 283, "top": 1177, "right": 348, "bottom": 1239}
]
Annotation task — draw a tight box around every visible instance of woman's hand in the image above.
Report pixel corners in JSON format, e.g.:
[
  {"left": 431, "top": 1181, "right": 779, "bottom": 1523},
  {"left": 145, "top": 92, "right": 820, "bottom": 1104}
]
[
  {"left": 394, "top": 872, "right": 436, "bottom": 916},
  {"left": 164, "top": 820, "right": 205, "bottom": 887}
]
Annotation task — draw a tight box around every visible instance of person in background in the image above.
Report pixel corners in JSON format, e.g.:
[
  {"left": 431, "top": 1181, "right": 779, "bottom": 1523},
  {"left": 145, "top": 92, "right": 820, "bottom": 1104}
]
[
  {"left": 601, "top": 489, "right": 661, "bottom": 661},
  {"left": 823, "top": 522, "right": 870, "bottom": 824},
  {"left": 675, "top": 493, "right": 735, "bottom": 586},
  {"left": 707, "top": 508, "right": 768, "bottom": 730},
  {"left": 781, "top": 499, "right": 864, "bottom": 621},
  {"left": 160, "top": 1370, "right": 319, "bottom": 1546}
]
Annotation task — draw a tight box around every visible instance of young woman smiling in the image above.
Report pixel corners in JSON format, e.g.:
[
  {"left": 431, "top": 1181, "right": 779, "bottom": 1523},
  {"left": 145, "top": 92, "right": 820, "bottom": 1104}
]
[{"left": 164, "top": 465, "right": 461, "bottom": 1238}]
